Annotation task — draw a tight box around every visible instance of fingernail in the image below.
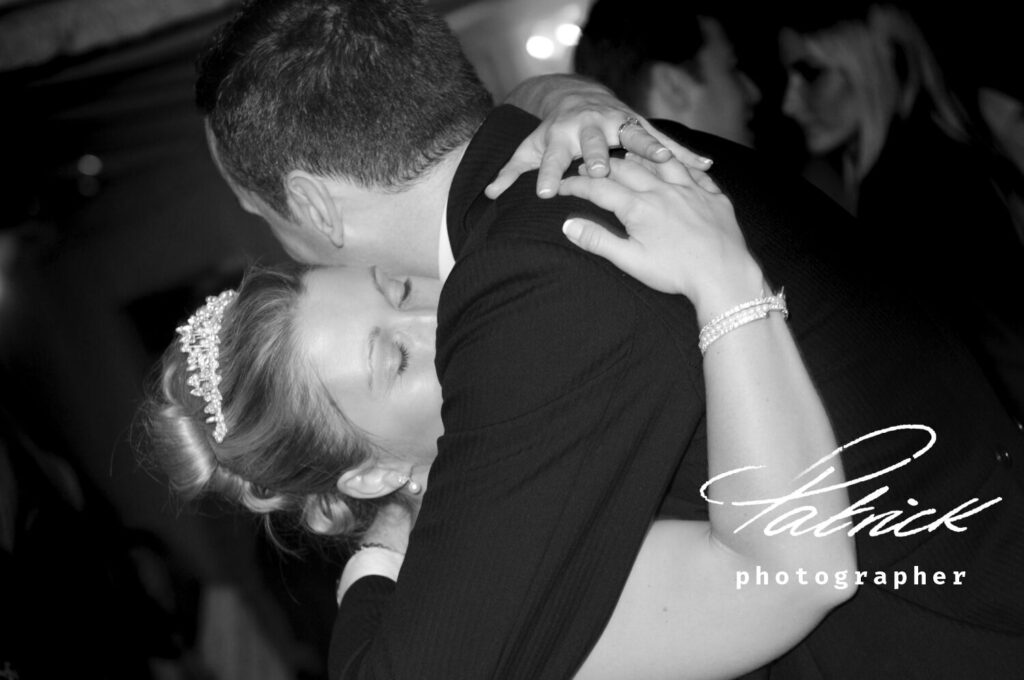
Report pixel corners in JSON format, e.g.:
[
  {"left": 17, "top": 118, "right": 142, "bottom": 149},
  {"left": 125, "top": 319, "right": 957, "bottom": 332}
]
[
  {"left": 588, "top": 161, "right": 606, "bottom": 173},
  {"left": 654, "top": 146, "right": 669, "bottom": 156},
  {"left": 538, "top": 187, "right": 555, "bottom": 198},
  {"left": 562, "top": 219, "right": 583, "bottom": 241},
  {"left": 699, "top": 156, "right": 714, "bottom": 167}
]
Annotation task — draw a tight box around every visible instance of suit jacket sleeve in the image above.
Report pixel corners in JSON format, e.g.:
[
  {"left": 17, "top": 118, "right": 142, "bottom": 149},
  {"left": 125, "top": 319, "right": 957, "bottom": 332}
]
[{"left": 329, "top": 222, "right": 706, "bottom": 679}]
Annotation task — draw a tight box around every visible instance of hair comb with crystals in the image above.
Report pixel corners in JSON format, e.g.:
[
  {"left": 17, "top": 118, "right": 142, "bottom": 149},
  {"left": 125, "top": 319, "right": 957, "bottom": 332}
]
[{"left": 176, "top": 289, "right": 236, "bottom": 442}]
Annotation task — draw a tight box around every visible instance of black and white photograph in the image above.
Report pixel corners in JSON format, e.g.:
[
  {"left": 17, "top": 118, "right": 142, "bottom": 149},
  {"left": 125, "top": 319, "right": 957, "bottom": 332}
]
[{"left": 2, "top": 1, "right": 1022, "bottom": 678}]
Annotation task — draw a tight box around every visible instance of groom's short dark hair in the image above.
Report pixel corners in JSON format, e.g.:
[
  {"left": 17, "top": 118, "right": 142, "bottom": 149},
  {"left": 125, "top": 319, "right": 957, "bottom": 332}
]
[{"left": 196, "top": 0, "right": 493, "bottom": 215}]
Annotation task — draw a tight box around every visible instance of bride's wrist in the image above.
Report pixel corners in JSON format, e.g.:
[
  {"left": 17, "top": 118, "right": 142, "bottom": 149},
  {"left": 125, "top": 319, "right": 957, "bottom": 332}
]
[
  {"left": 691, "top": 261, "right": 768, "bottom": 327},
  {"left": 361, "top": 502, "right": 414, "bottom": 554}
]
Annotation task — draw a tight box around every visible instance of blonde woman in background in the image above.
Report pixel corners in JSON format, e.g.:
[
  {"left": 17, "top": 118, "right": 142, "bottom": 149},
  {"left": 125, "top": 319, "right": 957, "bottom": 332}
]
[{"left": 779, "top": 2, "right": 1024, "bottom": 422}]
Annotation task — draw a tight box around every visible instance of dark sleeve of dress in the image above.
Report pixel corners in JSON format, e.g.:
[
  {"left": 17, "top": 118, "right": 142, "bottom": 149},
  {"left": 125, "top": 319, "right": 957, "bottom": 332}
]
[{"left": 328, "top": 231, "right": 706, "bottom": 679}]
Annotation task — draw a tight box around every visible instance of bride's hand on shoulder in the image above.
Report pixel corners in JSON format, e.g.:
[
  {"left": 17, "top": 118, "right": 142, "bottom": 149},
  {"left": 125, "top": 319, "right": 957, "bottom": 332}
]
[
  {"left": 559, "top": 155, "right": 765, "bottom": 322},
  {"left": 486, "top": 75, "right": 713, "bottom": 199}
]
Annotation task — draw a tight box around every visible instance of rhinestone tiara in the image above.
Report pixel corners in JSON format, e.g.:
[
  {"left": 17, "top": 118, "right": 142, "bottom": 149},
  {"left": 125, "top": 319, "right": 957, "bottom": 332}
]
[{"left": 176, "top": 289, "right": 237, "bottom": 443}]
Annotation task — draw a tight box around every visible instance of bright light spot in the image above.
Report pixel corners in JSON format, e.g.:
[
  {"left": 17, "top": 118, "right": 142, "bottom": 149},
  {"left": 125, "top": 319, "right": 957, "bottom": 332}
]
[
  {"left": 555, "top": 23, "right": 581, "bottom": 46},
  {"left": 77, "top": 154, "right": 103, "bottom": 176},
  {"left": 526, "top": 35, "right": 555, "bottom": 60}
]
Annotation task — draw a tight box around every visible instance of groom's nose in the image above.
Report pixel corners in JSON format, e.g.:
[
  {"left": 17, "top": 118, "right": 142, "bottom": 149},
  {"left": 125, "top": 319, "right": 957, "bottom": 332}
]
[{"left": 402, "top": 312, "right": 437, "bottom": 351}]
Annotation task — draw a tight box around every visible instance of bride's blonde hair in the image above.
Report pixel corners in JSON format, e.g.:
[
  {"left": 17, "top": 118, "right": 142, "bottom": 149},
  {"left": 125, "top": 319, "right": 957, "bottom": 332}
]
[{"left": 143, "top": 264, "right": 392, "bottom": 541}]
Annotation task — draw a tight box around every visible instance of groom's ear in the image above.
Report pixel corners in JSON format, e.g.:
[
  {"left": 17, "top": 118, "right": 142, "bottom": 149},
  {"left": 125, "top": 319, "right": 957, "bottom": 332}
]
[
  {"left": 285, "top": 171, "right": 345, "bottom": 248},
  {"left": 336, "top": 465, "right": 407, "bottom": 499},
  {"left": 649, "top": 61, "right": 697, "bottom": 115}
]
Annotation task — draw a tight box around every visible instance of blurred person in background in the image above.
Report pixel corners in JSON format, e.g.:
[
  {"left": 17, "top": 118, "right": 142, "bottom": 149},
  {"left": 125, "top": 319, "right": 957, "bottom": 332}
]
[
  {"left": 573, "top": 0, "right": 762, "bottom": 148},
  {"left": 0, "top": 402, "right": 195, "bottom": 679},
  {"left": 778, "top": 1, "right": 1024, "bottom": 422},
  {"left": 976, "top": 75, "right": 1024, "bottom": 242},
  {"left": 961, "top": 19, "right": 1024, "bottom": 243}
]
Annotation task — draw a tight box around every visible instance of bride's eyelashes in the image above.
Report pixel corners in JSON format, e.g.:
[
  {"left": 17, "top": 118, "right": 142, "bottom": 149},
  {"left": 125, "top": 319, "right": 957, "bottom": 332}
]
[
  {"left": 399, "top": 278, "right": 412, "bottom": 307},
  {"left": 397, "top": 342, "right": 410, "bottom": 375}
]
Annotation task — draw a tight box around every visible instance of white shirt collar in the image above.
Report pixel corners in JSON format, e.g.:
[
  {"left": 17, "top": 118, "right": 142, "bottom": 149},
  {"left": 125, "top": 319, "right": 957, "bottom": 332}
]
[{"left": 438, "top": 201, "right": 455, "bottom": 283}]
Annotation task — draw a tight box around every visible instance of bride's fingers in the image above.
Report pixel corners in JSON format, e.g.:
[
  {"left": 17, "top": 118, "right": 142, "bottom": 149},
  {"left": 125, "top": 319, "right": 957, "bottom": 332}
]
[
  {"left": 618, "top": 123, "right": 672, "bottom": 163},
  {"left": 602, "top": 157, "right": 694, "bottom": 193},
  {"left": 562, "top": 217, "right": 644, "bottom": 274},
  {"left": 623, "top": 152, "right": 695, "bottom": 186},
  {"left": 688, "top": 168, "right": 722, "bottom": 194},
  {"left": 643, "top": 127, "right": 714, "bottom": 171},
  {"left": 579, "top": 125, "right": 613, "bottom": 176},
  {"left": 558, "top": 174, "right": 642, "bottom": 216},
  {"left": 621, "top": 153, "right": 721, "bottom": 194},
  {"left": 621, "top": 152, "right": 663, "bottom": 175},
  {"left": 536, "top": 143, "right": 576, "bottom": 198},
  {"left": 487, "top": 151, "right": 535, "bottom": 198}
]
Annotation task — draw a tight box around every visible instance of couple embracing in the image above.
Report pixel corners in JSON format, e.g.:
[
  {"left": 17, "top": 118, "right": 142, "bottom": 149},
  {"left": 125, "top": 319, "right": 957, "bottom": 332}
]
[{"left": 145, "top": 1, "right": 1024, "bottom": 678}]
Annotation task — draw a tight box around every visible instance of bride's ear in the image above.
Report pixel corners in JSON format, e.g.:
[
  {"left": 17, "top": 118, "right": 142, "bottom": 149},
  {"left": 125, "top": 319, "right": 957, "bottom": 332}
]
[{"left": 336, "top": 465, "right": 408, "bottom": 499}]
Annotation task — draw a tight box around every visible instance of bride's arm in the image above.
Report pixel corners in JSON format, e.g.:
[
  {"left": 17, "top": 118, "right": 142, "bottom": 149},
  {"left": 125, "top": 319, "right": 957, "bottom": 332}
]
[{"left": 562, "top": 158, "right": 856, "bottom": 680}]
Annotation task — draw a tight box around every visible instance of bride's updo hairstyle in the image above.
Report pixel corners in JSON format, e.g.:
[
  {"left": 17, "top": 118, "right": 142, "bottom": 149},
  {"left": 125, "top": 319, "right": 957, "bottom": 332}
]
[{"left": 144, "top": 263, "right": 390, "bottom": 541}]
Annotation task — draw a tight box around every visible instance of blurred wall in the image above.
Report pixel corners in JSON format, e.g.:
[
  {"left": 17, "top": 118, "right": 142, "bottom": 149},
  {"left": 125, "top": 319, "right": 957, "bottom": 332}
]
[{"left": 0, "top": 7, "right": 311, "bottom": 677}]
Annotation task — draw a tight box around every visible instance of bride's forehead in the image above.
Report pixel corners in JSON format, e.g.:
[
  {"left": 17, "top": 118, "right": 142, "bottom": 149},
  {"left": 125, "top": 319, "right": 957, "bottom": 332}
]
[
  {"left": 305, "top": 266, "right": 377, "bottom": 297},
  {"left": 296, "top": 267, "right": 382, "bottom": 329}
]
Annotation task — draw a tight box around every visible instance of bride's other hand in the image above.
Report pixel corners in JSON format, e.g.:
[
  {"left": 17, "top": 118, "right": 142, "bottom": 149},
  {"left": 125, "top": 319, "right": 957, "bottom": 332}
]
[
  {"left": 559, "top": 156, "right": 764, "bottom": 323},
  {"left": 359, "top": 500, "right": 415, "bottom": 556},
  {"left": 487, "top": 74, "right": 713, "bottom": 199}
]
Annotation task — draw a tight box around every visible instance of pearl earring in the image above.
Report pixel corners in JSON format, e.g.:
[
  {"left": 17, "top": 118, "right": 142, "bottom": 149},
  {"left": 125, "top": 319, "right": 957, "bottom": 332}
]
[{"left": 397, "top": 476, "right": 422, "bottom": 494}]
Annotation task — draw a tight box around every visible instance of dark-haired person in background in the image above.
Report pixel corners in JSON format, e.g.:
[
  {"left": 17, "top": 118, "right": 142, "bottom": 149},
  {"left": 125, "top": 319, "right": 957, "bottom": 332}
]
[
  {"left": 193, "top": 0, "right": 1024, "bottom": 677},
  {"left": 574, "top": 0, "right": 761, "bottom": 148}
]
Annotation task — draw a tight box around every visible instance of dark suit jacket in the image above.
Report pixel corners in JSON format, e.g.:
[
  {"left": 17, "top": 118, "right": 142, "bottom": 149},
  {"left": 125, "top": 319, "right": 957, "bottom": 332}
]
[
  {"left": 857, "top": 116, "right": 1024, "bottom": 423},
  {"left": 329, "top": 106, "right": 1024, "bottom": 679}
]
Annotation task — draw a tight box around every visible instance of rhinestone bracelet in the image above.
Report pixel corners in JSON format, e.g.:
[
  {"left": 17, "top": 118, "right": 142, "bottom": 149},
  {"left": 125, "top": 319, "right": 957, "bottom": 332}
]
[{"left": 698, "top": 289, "right": 788, "bottom": 355}]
